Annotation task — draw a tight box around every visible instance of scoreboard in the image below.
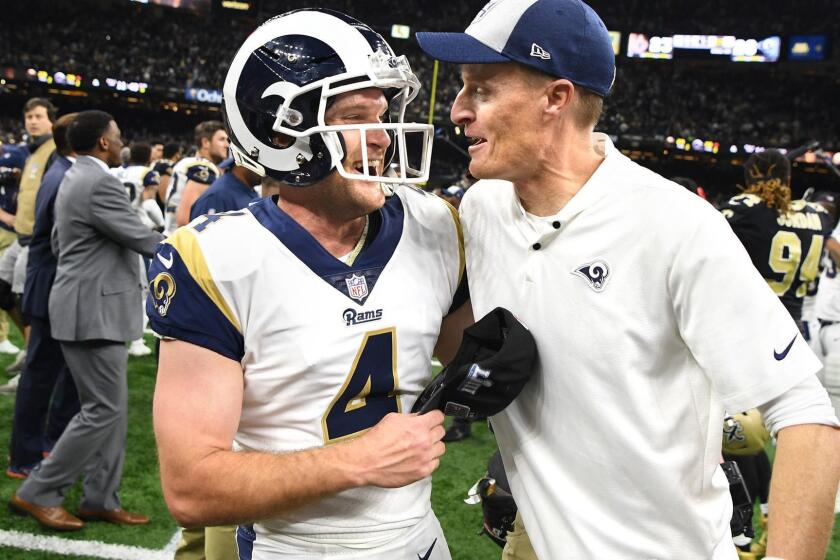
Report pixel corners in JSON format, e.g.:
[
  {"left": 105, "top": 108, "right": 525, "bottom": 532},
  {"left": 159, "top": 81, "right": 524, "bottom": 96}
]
[{"left": 627, "top": 33, "right": 781, "bottom": 62}]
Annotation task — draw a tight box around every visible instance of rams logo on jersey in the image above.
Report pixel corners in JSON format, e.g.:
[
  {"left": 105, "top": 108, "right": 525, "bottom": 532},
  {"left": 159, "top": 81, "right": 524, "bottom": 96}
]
[
  {"left": 572, "top": 260, "right": 610, "bottom": 292},
  {"left": 343, "top": 308, "right": 383, "bottom": 326},
  {"left": 152, "top": 272, "right": 177, "bottom": 317},
  {"left": 195, "top": 167, "right": 210, "bottom": 182}
]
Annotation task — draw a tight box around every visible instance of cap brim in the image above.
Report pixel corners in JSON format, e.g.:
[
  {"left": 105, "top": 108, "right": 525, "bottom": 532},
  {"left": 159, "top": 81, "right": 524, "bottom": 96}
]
[{"left": 416, "top": 32, "right": 510, "bottom": 64}]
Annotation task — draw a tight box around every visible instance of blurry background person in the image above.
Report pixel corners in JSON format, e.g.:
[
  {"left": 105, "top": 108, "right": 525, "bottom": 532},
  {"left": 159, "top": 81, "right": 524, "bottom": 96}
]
[
  {"left": 163, "top": 121, "right": 226, "bottom": 234},
  {"left": 153, "top": 142, "right": 182, "bottom": 216},
  {"left": 0, "top": 140, "right": 25, "bottom": 358},
  {"left": 111, "top": 142, "right": 164, "bottom": 358},
  {"left": 7, "top": 112, "right": 80, "bottom": 479},
  {"left": 0, "top": 98, "right": 59, "bottom": 393},
  {"left": 10, "top": 110, "right": 162, "bottom": 531},
  {"left": 188, "top": 161, "right": 261, "bottom": 220}
]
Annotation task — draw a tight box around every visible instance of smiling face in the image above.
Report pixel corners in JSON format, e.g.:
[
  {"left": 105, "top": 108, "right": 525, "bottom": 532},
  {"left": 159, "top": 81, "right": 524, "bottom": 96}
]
[
  {"left": 450, "top": 63, "right": 549, "bottom": 183},
  {"left": 319, "top": 87, "right": 392, "bottom": 216}
]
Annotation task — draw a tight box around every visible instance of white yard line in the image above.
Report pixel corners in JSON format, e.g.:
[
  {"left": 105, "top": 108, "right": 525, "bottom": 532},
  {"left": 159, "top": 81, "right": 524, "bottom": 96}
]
[
  {"left": 0, "top": 528, "right": 182, "bottom": 560},
  {"left": 431, "top": 359, "right": 442, "bottom": 368}
]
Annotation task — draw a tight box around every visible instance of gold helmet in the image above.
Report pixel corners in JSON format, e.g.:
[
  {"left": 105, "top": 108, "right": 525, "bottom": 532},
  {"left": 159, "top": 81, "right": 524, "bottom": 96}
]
[{"left": 722, "top": 409, "right": 770, "bottom": 456}]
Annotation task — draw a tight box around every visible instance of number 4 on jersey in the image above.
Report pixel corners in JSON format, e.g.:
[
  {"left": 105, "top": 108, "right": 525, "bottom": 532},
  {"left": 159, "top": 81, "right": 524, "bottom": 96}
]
[{"left": 322, "top": 328, "right": 401, "bottom": 443}]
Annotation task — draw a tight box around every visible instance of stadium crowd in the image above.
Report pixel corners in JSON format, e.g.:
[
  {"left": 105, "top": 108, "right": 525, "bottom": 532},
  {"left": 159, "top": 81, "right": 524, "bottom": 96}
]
[{"left": 1, "top": 0, "right": 838, "bottom": 150}]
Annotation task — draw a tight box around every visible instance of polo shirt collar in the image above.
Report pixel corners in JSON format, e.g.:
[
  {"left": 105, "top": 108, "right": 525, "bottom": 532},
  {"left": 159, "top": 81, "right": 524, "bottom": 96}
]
[{"left": 511, "top": 133, "right": 622, "bottom": 249}]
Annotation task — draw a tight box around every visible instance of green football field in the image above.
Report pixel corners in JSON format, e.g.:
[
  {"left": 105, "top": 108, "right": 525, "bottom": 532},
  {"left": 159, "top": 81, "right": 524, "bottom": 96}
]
[{"left": 0, "top": 333, "right": 836, "bottom": 559}]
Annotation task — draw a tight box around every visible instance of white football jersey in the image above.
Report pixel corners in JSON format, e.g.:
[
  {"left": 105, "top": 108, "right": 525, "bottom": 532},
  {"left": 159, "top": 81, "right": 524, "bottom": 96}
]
[
  {"left": 460, "top": 133, "right": 821, "bottom": 560},
  {"left": 147, "top": 187, "right": 465, "bottom": 553},
  {"left": 111, "top": 164, "right": 162, "bottom": 229},
  {"left": 164, "top": 156, "right": 219, "bottom": 235},
  {"left": 814, "top": 220, "right": 840, "bottom": 321}
]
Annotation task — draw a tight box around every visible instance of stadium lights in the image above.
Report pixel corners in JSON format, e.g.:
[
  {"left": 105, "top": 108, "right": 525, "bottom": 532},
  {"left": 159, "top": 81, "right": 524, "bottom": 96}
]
[{"left": 391, "top": 24, "right": 410, "bottom": 39}]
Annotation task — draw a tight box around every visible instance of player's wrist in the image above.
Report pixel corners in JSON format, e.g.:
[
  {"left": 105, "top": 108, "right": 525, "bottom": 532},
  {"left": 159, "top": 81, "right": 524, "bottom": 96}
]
[{"left": 331, "top": 439, "right": 371, "bottom": 488}]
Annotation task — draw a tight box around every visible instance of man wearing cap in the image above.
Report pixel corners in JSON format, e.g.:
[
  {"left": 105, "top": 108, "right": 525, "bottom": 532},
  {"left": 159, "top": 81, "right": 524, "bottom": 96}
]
[{"left": 417, "top": 0, "right": 840, "bottom": 558}]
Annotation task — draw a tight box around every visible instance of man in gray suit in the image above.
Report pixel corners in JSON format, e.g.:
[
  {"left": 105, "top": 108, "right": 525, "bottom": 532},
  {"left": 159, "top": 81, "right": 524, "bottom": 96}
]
[{"left": 11, "top": 111, "right": 163, "bottom": 531}]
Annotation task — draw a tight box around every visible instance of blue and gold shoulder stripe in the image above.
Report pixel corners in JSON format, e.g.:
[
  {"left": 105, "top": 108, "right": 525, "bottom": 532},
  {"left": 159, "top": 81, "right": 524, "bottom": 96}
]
[
  {"left": 184, "top": 160, "right": 219, "bottom": 185},
  {"left": 146, "top": 227, "right": 244, "bottom": 362}
]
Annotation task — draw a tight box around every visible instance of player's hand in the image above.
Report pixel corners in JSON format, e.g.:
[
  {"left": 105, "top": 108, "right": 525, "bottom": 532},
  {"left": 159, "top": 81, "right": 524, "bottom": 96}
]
[{"left": 350, "top": 411, "right": 446, "bottom": 488}]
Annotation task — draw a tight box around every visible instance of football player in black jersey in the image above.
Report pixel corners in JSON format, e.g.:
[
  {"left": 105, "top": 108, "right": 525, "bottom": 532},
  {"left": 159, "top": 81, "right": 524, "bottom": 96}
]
[
  {"left": 721, "top": 149, "right": 834, "bottom": 326},
  {"left": 720, "top": 149, "right": 835, "bottom": 559}
]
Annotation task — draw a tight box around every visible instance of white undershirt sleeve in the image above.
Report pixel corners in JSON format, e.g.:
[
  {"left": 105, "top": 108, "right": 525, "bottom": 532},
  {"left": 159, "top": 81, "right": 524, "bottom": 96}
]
[{"left": 756, "top": 374, "right": 840, "bottom": 437}]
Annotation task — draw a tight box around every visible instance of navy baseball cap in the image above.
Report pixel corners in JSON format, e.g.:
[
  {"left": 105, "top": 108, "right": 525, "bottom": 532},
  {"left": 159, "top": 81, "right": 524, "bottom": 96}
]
[{"left": 416, "top": 0, "right": 616, "bottom": 97}]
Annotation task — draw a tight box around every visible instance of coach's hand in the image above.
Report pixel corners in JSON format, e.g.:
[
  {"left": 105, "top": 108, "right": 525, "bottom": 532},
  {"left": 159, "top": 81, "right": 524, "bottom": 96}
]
[{"left": 350, "top": 411, "right": 446, "bottom": 488}]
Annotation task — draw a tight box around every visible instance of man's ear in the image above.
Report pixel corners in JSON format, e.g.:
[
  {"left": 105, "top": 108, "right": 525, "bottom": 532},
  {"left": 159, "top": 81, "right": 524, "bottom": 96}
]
[
  {"left": 99, "top": 135, "right": 108, "bottom": 152},
  {"left": 544, "top": 79, "right": 575, "bottom": 118}
]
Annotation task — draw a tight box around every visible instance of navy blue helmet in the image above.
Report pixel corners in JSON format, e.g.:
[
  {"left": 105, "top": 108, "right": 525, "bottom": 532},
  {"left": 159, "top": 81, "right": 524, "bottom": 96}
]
[{"left": 223, "top": 9, "right": 433, "bottom": 186}]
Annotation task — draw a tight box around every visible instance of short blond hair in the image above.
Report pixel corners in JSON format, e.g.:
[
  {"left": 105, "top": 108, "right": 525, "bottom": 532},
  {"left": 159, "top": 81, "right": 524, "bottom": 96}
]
[
  {"left": 518, "top": 65, "right": 603, "bottom": 129},
  {"left": 573, "top": 87, "right": 603, "bottom": 129}
]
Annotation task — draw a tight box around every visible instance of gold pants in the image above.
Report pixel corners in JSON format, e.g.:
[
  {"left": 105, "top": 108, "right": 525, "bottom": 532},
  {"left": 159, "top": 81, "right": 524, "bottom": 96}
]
[
  {"left": 175, "top": 526, "right": 238, "bottom": 560},
  {"left": 502, "top": 512, "right": 538, "bottom": 560}
]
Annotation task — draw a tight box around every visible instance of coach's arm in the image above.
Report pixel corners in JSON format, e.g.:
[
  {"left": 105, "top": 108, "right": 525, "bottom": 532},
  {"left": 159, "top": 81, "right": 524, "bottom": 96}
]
[
  {"left": 757, "top": 377, "right": 840, "bottom": 560},
  {"left": 434, "top": 300, "right": 473, "bottom": 366},
  {"left": 153, "top": 339, "right": 446, "bottom": 527}
]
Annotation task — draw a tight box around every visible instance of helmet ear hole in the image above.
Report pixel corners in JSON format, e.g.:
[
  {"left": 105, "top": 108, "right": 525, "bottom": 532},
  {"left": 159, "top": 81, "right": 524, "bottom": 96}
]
[{"left": 270, "top": 132, "right": 295, "bottom": 149}]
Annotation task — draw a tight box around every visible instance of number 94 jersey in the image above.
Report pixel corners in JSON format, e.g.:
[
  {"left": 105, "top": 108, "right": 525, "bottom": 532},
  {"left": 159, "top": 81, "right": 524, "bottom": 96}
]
[
  {"left": 721, "top": 194, "right": 833, "bottom": 321},
  {"left": 146, "top": 186, "right": 466, "bottom": 544}
]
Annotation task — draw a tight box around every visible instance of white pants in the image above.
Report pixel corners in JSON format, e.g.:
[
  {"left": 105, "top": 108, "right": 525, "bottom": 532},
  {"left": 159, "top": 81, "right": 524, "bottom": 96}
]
[
  {"left": 0, "top": 239, "right": 28, "bottom": 294},
  {"left": 817, "top": 322, "right": 840, "bottom": 418},
  {"left": 239, "top": 509, "right": 451, "bottom": 560},
  {"left": 802, "top": 317, "right": 823, "bottom": 359}
]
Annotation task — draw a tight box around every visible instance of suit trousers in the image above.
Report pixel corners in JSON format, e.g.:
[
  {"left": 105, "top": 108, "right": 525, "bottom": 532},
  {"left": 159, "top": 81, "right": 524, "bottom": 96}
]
[
  {"left": 17, "top": 339, "right": 128, "bottom": 510},
  {"left": 9, "top": 316, "right": 79, "bottom": 469}
]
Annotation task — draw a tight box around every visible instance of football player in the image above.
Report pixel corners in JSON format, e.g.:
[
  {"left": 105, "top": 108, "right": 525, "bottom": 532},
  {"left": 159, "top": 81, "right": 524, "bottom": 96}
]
[
  {"left": 153, "top": 142, "right": 182, "bottom": 214},
  {"left": 111, "top": 142, "right": 165, "bottom": 231},
  {"left": 720, "top": 150, "right": 836, "bottom": 555},
  {"left": 801, "top": 191, "right": 838, "bottom": 357},
  {"left": 149, "top": 9, "right": 471, "bottom": 560},
  {"left": 163, "top": 122, "right": 226, "bottom": 235},
  {"left": 111, "top": 142, "right": 164, "bottom": 358},
  {"left": 721, "top": 150, "right": 834, "bottom": 327}
]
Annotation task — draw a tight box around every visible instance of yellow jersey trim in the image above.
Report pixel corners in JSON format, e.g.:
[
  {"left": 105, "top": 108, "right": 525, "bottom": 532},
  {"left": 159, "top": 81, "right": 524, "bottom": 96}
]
[
  {"left": 443, "top": 200, "right": 465, "bottom": 283},
  {"left": 165, "top": 228, "right": 242, "bottom": 333}
]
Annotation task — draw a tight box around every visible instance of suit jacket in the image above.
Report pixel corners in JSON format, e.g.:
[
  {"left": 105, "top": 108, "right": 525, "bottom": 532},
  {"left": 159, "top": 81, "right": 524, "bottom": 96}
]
[
  {"left": 21, "top": 155, "right": 73, "bottom": 321},
  {"left": 50, "top": 156, "right": 163, "bottom": 342}
]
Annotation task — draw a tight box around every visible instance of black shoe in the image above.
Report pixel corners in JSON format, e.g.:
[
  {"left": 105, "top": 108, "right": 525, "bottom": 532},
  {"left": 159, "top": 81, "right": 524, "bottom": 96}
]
[{"left": 442, "top": 420, "right": 472, "bottom": 442}]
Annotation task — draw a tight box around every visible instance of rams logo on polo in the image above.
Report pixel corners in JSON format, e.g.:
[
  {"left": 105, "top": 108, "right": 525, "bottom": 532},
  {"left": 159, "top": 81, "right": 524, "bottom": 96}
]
[
  {"left": 152, "top": 272, "right": 176, "bottom": 317},
  {"left": 572, "top": 260, "right": 610, "bottom": 292}
]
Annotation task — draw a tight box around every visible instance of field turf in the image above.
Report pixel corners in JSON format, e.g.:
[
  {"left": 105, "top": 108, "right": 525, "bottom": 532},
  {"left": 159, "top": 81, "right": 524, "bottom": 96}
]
[{"left": 0, "top": 334, "right": 836, "bottom": 559}]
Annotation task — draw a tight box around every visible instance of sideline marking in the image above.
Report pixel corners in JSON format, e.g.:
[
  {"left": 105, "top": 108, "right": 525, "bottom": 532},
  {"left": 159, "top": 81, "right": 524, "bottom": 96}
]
[{"left": 0, "top": 528, "right": 181, "bottom": 559}]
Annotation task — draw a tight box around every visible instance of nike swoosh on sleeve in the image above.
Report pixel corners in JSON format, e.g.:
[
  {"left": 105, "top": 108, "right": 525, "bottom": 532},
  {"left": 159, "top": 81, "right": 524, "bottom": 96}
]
[{"left": 773, "top": 336, "right": 797, "bottom": 361}]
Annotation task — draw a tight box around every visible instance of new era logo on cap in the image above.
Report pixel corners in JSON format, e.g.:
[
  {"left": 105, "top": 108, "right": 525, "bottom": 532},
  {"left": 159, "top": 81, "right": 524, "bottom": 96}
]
[{"left": 530, "top": 43, "right": 551, "bottom": 59}]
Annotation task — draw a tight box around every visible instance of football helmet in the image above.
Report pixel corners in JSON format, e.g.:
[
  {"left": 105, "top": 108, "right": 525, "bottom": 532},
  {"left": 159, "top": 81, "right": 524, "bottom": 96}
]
[
  {"left": 722, "top": 409, "right": 770, "bottom": 456},
  {"left": 223, "top": 9, "right": 433, "bottom": 186}
]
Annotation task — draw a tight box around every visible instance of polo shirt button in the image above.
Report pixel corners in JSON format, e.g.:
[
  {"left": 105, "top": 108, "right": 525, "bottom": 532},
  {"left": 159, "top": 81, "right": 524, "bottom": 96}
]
[
  {"left": 552, "top": 221, "right": 561, "bottom": 229},
  {"left": 532, "top": 243, "right": 541, "bottom": 250}
]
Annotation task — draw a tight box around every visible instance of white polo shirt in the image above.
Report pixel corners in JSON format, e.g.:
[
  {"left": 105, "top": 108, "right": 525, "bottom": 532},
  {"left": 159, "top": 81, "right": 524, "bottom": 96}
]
[{"left": 460, "top": 134, "right": 821, "bottom": 559}]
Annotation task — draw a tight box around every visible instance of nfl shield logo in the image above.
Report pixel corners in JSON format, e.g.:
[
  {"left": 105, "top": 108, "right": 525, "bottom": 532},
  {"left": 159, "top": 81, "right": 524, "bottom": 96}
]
[{"left": 345, "top": 273, "right": 369, "bottom": 302}]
